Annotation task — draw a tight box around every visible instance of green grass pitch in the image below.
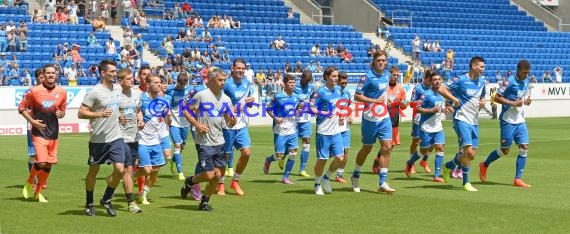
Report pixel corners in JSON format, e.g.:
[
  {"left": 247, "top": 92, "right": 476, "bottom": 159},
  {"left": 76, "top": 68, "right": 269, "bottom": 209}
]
[{"left": 1, "top": 118, "right": 569, "bottom": 233}]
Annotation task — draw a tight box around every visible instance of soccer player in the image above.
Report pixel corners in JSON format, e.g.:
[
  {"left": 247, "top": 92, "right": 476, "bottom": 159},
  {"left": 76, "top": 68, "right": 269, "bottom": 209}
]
[
  {"left": 351, "top": 50, "right": 395, "bottom": 194},
  {"left": 372, "top": 66, "right": 408, "bottom": 173},
  {"left": 335, "top": 71, "right": 352, "bottom": 183},
  {"left": 310, "top": 66, "right": 345, "bottom": 195},
  {"left": 166, "top": 73, "right": 191, "bottom": 180},
  {"left": 292, "top": 70, "right": 315, "bottom": 178},
  {"left": 219, "top": 58, "right": 254, "bottom": 196},
  {"left": 263, "top": 74, "right": 302, "bottom": 184},
  {"left": 79, "top": 60, "right": 125, "bottom": 216},
  {"left": 25, "top": 69, "right": 45, "bottom": 173},
  {"left": 405, "top": 72, "right": 449, "bottom": 182},
  {"left": 401, "top": 70, "right": 434, "bottom": 174},
  {"left": 135, "top": 74, "right": 170, "bottom": 205},
  {"left": 180, "top": 67, "right": 237, "bottom": 211},
  {"left": 134, "top": 66, "right": 151, "bottom": 92},
  {"left": 20, "top": 64, "right": 67, "bottom": 203},
  {"left": 159, "top": 77, "right": 173, "bottom": 168},
  {"left": 117, "top": 68, "right": 143, "bottom": 213},
  {"left": 437, "top": 56, "right": 485, "bottom": 192},
  {"left": 480, "top": 60, "right": 533, "bottom": 188}
]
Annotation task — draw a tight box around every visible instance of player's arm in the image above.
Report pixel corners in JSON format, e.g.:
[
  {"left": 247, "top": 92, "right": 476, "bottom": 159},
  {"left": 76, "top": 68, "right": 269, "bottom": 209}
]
[
  {"left": 266, "top": 97, "right": 283, "bottom": 124},
  {"left": 17, "top": 91, "right": 47, "bottom": 130},
  {"left": 223, "top": 106, "right": 237, "bottom": 128},
  {"left": 494, "top": 93, "right": 523, "bottom": 107},
  {"left": 417, "top": 104, "right": 440, "bottom": 114},
  {"left": 354, "top": 93, "right": 384, "bottom": 104},
  {"left": 78, "top": 104, "right": 112, "bottom": 119},
  {"left": 434, "top": 85, "right": 460, "bottom": 106},
  {"left": 55, "top": 89, "right": 67, "bottom": 119},
  {"left": 183, "top": 95, "right": 210, "bottom": 133}
]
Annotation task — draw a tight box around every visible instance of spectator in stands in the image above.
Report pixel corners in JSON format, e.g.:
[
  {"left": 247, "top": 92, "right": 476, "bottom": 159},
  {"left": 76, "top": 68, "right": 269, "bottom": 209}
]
[
  {"left": 423, "top": 39, "right": 431, "bottom": 51},
  {"left": 133, "top": 33, "right": 144, "bottom": 61},
  {"left": 71, "top": 44, "right": 85, "bottom": 63},
  {"left": 186, "top": 27, "right": 197, "bottom": 41},
  {"left": 7, "top": 30, "right": 16, "bottom": 52},
  {"left": 340, "top": 49, "right": 353, "bottom": 63},
  {"left": 18, "top": 21, "right": 28, "bottom": 35},
  {"left": 221, "top": 15, "right": 231, "bottom": 29},
  {"left": 8, "top": 63, "right": 20, "bottom": 86},
  {"left": 229, "top": 16, "right": 241, "bottom": 29},
  {"left": 431, "top": 40, "right": 442, "bottom": 52},
  {"left": 221, "top": 50, "right": 230, "bottom": 63},
  {"left": 5, "top": 21, "right": 15, "bottom": 33},
  {"left": 46, "top": 0, "right": 57, "bottom": 22},
  {"left": 284, "top": 62, "right": 292, "bottom": 73},
  {"left": 0, "top": 23, "right": 6, "bottom": 53},
  {"left": 121, "top": 0, "right": 132, "bottom": 18},
  {"left": 506, "top": 70, "right": 512, "bottom": 79},
  {"left": 123, "top": 26, "right": 133, "bottom": 46},
  {"left": 201, "top": 50, "right": 211, "bottom": 64},
  {"left": 210, "top": 46, "right": 222, "bottom": 63},
  {"left": 243, "top": 63, "right": 254, "bottom": 83},
  {"left": 495, "top": 71, "right": 503, "bottom": 83},
  {"left": 139, "top": 12, "right": 149, "bottom": 29},
  {"left": 336, "top": 43, "right": 344, "bottom": 54},
  {"left": 100, "top": 0, "right": 109, "bottom": 22},
  {"left": 92, "top": 16, "right": 106, "bottom": 31},
  {"left": 315, "top": 61, "right": 323, "bottom": 73},
  {"left": 207, "top": 16, "right": 216, "bottom": 28},
  {"left": 273, "top": 35, "right": 287, "bottom": 50},
  {"left": 287, "top": 8, "right": 294, "bottom": 19},
  {"left": 306, "top": 60, "right": 317, "bottom": 73},
  {"left": 294, "top": 61, "right": 303, "bottom": 73},
  {"left": 182, "top": 2, "right": 192, "bottom": 17},
  {"left": 542, "top": 70, "right": 553, "bottom": 83},
  {"left": 367, "top": 43, "right": 375, "bottom": 57},
  {"left": 554, "top": 66, "right": 563, "bottom": 83},
  {"left": 106, "top": 37, "right": 117, "bottom": 55},
  {"left": 194, "top": 16, "right": 204, "bottom": 28},
  {"left": 33, "top": 9, "right": 47, "bottom": 23},
  {"left": 163, "top": 58, "right": 173, "bottom": 71},
  {"left": 446, "top": 48, "right": 455, "bottom": 69},
  {"left": 17, "top": 30, "right": 27, "bottom": 52},
  {"left": 127, "top": 44, "right": 140, "bottom": 68},
  {"left": 172, "top": 3, "right": 182, "bottom": 19},
  {"left": 163, "top": 9, "right": 173, "bottom": 20},
  {"left": 411, "top": 35, "right": 421, "bottom": 61},
  {"left": 265, "top": 68, "right": 275, "bottom": 95},
  {"left": 163, "top": 37, "right": 174, "bottom": 58},
  {"left": 22, "top": 68, "right": 31, "bottom": 86},
  {"left": 88, "top": 64, "right": 99, "bottom": 78},
  {"left": 310, "top": 44, "right": 321, "bottom": 57},
  {"left": 256, "top": 68, "right": 266, "bottom": 97},
  {"left": 0, "top": 66, "right": 5, "bottom": 86},
  {"left": 65, "top": 63, "right": 78, "bottom": 86},
  {"left": 67, "top": 1, "right": 79, "bottom": 24},
  {"left": 274, "top": 69, "right": 283, "bottom": 93},
  {"left": 87, "top": 32, "right": 99, "bottom": 47},
  {"left": 530, "top": 75, "right": 537, "bottom": 83},
  {"left": 110, "top": 0, "right": 118, "bottom": 24},
  {"left": 213, "top": 36, "right": 225, "bottom": 50},
  {"left": 201, "top": 28, "right": 212, "bottom": 42},
  {"left": 326, "top": 43, "right": 336, "bottom": 57}
]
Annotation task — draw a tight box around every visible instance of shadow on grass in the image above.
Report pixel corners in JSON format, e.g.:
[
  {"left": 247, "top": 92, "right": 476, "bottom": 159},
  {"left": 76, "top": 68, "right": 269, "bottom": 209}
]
[
  {"left": 249, "top": 179, "right": 281, "bottom": 184},
  {"left": 5, "top": 184, "right": 23, "bottom": 189},
  {"left": 160, "top": 195, "right": 186, "bottom": 200},
  {"left": 4, "top": 197, "right": 35, "bottom": 202},
  {"left": 471, "top": 181, "right": 512, "bottom": 186},
  {"left": 282, "top": 189, "right": 315, "bottom": 195},
  {"left": 162, "top": 204, "right": 199, "bottom": 211},
  {"left": 58, "top": 209, "right": 122, "bottom": 217},
  {"left": 391, "top": 176, "right": 433, "bottom": 182},
  {"left": 403, "top": 184, "right": 459, "bottom": 190}
]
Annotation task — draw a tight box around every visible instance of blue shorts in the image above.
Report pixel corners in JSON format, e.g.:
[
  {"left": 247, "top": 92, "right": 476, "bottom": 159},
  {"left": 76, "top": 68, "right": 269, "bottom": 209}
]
[
  {"left": 361, "top": 118, "right": 393, "bottom": 145},
  {"left": 419, "top": 130, "right": 445, "bottom": 149},
  {"left": 195, "top": 144, "right": 226, "bottom": 173},
  {"left": 500, "top": 121, "right": 529, "bottom": 148},
  {"left": 27, "top": 129, "right": 35, "bottom": 156},
  {"left": 316, "top": 133, "right": 344, "bottom": 159},
  {"left": 138, "top": 144, "right": 166, "bottom": 167},
  {"left": 88, "top": 138, "right": 126, "bottom": 165},
  {"left": 297, "top": 121, "right": 312, "bottom": 139},
  {"left": 411, "top": 123, "right": 420, "bottom": 138},
  {"left": 123, "top": 142, "right": 138, "bottom": 167},
  {"left": 274, "top": 133, "right": 298, "bottom": 154},
  {"left": 453, "top": 120, "right": 479, "bottom": 149},
  {"left": 222, "top": 127, "right": 252, "bottom": 153},
  {"left": 160, "top": 136, "right": 172, "bottom": 151},
  {"left": 170, "top": 126, "right": 189, "bottom": 145},
  {"left": 341, "top": 130, "right": 351, "bottom": 149}
]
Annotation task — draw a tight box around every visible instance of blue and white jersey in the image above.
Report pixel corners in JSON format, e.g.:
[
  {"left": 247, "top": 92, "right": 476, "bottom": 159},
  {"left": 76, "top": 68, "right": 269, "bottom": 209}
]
[
  {"left": 498, "top": 75, "right": 530, "bottom": 124},
  {"left": 311, "top": 85, "right": 342, "bottom": 135},
  {"left": 410, "top": 83, "right": 431, "bottom": 124},
  {"left": 139, "top": 93, "right": 168, "bottom": 145},
  {"left": 166, "top": 84, "right": 192, "bottom": 128},
  {"left": 294, "top": 82, "right": 315, "bottom": 123},
  {"left": 159, "top": 94, "right": 172, "bottom": 138},
  {"left": 223, "top": 77, "right": 254, "bottom": 130},
  {"left": 445, "top": 74, "right": 486, "bottom": 125},
  {"left": 338, "top": 87, "right": 352, "bottom": 132},
  {"left": 354, "top": 70, "right": 390, "bottom": 122},
  {"left": 268, "top": 91, "right": 301, "bottom": 135},
  {"left": 182, "top": 83, "right": 208, "bottom": 132},
  {"left": 419, "top": 89, "right": 446, "bottom": 133}
]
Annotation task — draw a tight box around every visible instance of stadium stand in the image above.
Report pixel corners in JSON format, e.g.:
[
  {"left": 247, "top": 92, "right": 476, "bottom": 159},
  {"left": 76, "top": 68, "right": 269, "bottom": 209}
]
[{"left": 373, "top": 0, "right": 570, "bottom": 82}]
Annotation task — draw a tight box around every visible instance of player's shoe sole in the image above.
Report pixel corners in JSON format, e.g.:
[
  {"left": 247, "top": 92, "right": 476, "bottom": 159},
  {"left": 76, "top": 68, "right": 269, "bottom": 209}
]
[
  {"left": 513, "top": 179, "right": 531, "bottom": 188},
  {"left": 463, "top": 183, "right": 478, "bottom": 192},
  {"left": 378, "top": 184, "right": 395, "bottom": 194},
  {"left": 299, "top": 171, "right": 311, "bottom": 177},
  {"left": 35, "top": 193, "right": 48, "bottom": 202},
  {"left": 230, "top": 180, "right": 244, "bottom": 195},
  {"left": 420, "top": 160, "right": 432, "bottom": 173}
]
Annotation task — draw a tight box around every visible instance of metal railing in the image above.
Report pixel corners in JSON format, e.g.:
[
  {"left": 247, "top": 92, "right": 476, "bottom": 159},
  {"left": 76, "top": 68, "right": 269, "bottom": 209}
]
[
  {"left": 521, "top": 0, "right": 565, "bottom": 31},
  {"left": 391, "top": 10, "right": 413, "bottom": 27}
]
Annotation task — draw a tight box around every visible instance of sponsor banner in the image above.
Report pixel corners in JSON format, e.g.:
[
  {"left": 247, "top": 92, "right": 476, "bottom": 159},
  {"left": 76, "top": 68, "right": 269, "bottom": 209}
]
[
  {"left": 0, "top": 123, "right": 90, "bottom": 136},
  {"left": 1, "top": 86, "right": 92, "bottom": 110},
  {"left": 540, "top": 0, "right": 559, "bottom": 6}
]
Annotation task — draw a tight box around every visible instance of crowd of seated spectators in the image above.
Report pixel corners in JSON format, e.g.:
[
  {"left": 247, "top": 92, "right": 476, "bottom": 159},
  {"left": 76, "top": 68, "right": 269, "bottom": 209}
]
[{"left": 0, "top": 21, "right": 29, "bottom": 52}]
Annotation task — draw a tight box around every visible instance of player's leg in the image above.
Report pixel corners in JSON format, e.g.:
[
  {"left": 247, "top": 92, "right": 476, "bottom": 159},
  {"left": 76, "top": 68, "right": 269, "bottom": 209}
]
[
  {"left": 313, "top": 134, "right": 329, "bottom": 195},
  {"left": 442, "top": 121, "right": 465, "bottom": 183},
  {"left": 352, "top": 120, "right": 377, "bottom": 192},
  {"left": 432, "top": 131, "right": 446, "bottom": 182},
  {"left": 98, "top": 139, "right": 126, "bottom": 216},
  {"left": 377, "top": 119, "right": 395, "bottom": 194},
  {"left": 24, "top": 136, "right": 47, "bottom": 200},
  {"left": 225, "top": 130, "right": 236, "bottom": 177},
  {"left": 298, "top": 122, "right": 312, "bottom": 177},
  {"left": 406, "top": 130, "right": 431, "bottom": 177},
  {"left": 160, "top": 136, "right": 172, "bottom": 175},
  {"left": 122, "top": 143, "right": 141, "bottom": 213},
  {"left": 170, "top": 126, "right": 186, "bottom": 179},
  {"left": 409, "top": 123, "right": 421, "bottom": 173},
  {"left": 513, "top": 123, "right": 530, "bottom": 187},
  {"left": 230, "top": 128, "right": 251, "bottom": 195},
  {"left": 283, "top": 134, "right": 299, "bottom": 184},
  {"left": 144, "top": 145, "right": 166, "bottom": 202},
  {"left": 480, "top": 121, "right": 512, "bottom": 182},
  {"left": 336, "top": 130, "right": 350, "bottom": 183},
  {"left": 27, "top": 129, "right": 35, "bottom": 172},
  {"left": 134, "top": 145, "right": 156, "bottom": 204},
  {"left": 322, "top": 134, "right": 345, "bottom": 194},
  {"left": 458, "top": 123, "right": 478, "bottom": 191},
  {"left": 201, "top": 145, "right": 226, "bottom": 211},
  {"left": 263, "top": 133, "right": 282, "bottom": 174}
]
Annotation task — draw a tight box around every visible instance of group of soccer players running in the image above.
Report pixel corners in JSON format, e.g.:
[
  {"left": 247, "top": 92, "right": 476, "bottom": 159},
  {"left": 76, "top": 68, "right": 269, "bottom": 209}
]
[{"left": 18, "top": 49, "right": 534, "bottom": 215}]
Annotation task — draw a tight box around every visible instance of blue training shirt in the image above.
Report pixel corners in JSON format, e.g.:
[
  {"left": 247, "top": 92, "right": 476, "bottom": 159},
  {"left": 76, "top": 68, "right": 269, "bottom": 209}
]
[{"left": 445, "top": 73, "right": 486, "bottom": 125}]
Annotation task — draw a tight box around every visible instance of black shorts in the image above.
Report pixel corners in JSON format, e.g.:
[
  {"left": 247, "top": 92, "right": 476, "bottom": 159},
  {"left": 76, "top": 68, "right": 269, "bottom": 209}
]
[
  {"left": 194, "top": 144, "right": 225, "bottom": 173},
  {"left": 111, "top": 10, "right": 117, "bottom": 18},
  {"left": 123, "top": 142, "right": 138, "bottom": 167},
  {"left": 88, "top": 138, "right": 125, "bottom": 165}
]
